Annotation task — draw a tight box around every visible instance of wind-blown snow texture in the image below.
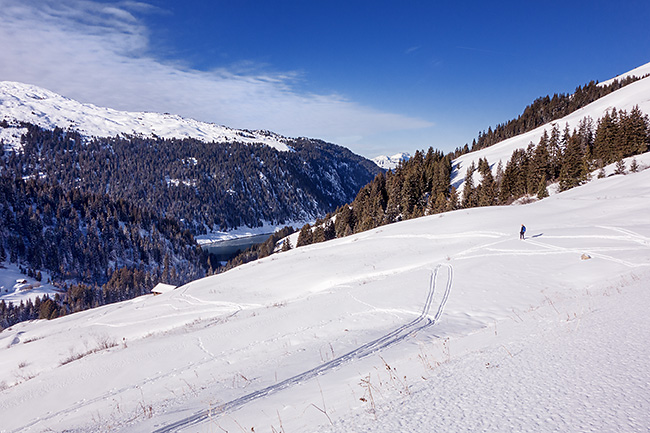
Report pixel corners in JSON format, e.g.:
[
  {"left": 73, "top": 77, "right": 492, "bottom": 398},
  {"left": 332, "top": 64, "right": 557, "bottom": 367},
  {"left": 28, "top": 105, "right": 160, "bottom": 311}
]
[
  {"left": 0, "top": 81, "right": 291, "bottom": 151},
  {"left": 1, "top": 64, "right": 650, "bottom": 433}
]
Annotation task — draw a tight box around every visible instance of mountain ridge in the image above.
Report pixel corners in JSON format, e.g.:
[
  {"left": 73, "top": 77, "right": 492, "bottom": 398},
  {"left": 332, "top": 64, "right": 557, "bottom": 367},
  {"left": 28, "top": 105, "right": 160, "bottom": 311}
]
[{"left": 0, "top": 80, "right": 292, "bottom": 152}]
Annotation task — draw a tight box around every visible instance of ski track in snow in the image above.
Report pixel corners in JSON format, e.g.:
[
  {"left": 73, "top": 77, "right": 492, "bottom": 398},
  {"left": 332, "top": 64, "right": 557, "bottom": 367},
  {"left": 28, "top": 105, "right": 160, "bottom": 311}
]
[
  {"left": 152, "top": 264, "right": 453, "bottom": 433},
  {"left": 319, "top": 271, "right": 650, "bottom": 433},
  {"left": 524, "top": 238, "right": 647, "bottom": 268}
]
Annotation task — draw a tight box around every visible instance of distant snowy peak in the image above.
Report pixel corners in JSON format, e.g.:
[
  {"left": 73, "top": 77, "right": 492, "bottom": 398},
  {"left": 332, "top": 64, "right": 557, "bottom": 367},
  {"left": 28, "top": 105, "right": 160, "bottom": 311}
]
[
  {"left": 372, "top": 152, "right": 411, "bottom": 170},
  {"left": 0, "top": 81, "right": 290, "bottom": 151}
]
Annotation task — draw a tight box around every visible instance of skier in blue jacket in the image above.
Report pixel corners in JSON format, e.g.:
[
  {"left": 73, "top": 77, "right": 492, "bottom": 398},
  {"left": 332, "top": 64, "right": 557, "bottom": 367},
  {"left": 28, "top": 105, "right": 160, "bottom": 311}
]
[{"left": 520, "top": 224, "right": 526, "bottom": 240}]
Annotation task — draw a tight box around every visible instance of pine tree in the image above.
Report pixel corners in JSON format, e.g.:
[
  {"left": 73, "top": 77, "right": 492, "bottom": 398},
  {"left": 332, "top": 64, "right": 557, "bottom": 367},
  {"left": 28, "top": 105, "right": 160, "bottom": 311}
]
[
  {"left": 323, "top": 220, "right": 336, "bottom": 241},
  {"left": 494, "top": 160, "right": 504, "bottom": 187},
  {"left": 477, "top": 158, "right": 496, "bottom": 206},
  {"left": 593, "top": 109, "right": 618, "bottom": 165},
  {"left": 401, "top": 164, "right": 422, "bottom": 218},
  {"left": 625, "top": 106, "right": 649, "bottom": 156},
  {"left": 559, "top": 131, "right": 587, "bottom": 191},
  {"left": 614, "top": 159, "right": 626, "bottom": 175},
  {"left": 446, "top": 187, "right": 460, "bottom": 212},
  {"left": 547, "top": 125, "right": 562, "bottom": 180},
  {"left": 335, "top": 205, "right": 355, "bottom": 237},
  {"left": 296, "top": 224, "right": 313, "bottom": 247},
  {"left": 536, "top": 177, "right": 549, "bottom": 199},
  {"left": 462, "top": 162, "right": 477, "bottom": 208},
  {"left": 431, "top": 192, "right": 447, "bottom": 214},
  {"left": 498, "top": 159, "right": 517, "bottom": 204},
  {"left": 528, "top": 141, "right": 550, "bottom": 194},
  {"left": 383, "top": 170, "right": 403, "bottom": 223},
  {"left": 313, "top": 226, "right": 326, "bottom": 244}
]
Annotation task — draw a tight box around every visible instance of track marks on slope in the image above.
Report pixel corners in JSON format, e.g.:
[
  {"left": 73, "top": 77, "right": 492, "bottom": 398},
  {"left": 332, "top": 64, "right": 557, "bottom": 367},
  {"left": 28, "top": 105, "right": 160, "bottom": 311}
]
[
  {"left": 453, "top": 226, "right": 650, "bottom": 268},
  {"left": 152, "top": 264, "right": 453, "bottom": 433}
]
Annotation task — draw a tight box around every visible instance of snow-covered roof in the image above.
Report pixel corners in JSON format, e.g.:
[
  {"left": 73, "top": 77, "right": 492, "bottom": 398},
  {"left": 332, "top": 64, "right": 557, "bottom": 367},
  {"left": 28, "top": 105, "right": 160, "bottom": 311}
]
[{"left": 151, "top": 283, "right": 176, "bottom": 294}]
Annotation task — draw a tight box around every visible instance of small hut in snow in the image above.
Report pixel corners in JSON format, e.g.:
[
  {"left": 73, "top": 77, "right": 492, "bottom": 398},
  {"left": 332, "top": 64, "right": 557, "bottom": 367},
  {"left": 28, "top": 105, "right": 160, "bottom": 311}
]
[{"left": 151, "top": 283, "right": 176, "bottom": 295}]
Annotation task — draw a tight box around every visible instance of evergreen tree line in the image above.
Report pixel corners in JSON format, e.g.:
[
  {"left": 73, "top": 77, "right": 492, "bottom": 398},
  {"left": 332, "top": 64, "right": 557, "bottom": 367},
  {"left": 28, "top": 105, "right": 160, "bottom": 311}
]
[
  {"left": 3, "top": 125, "right": 379, "bottom": 234},
  {"left": 493, "top": 106, "right": 649, "bottom": 203},
  {"left": 0, "top": 176, "right": 208, "bottom": 329},
  {"left": 0, "top": 294, "right": 63, "bottom": 327},
  {"left": 470, "top": 75, "right": 647, "bottom": 152},
  {"left": 293, "top": 107, "right": 649, "bottom": 249}
]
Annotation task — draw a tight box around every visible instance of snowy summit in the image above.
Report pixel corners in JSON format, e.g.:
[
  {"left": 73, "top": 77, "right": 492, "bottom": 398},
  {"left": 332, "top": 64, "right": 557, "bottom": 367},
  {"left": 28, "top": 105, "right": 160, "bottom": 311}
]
[
  {"left": 0, "top": 81, "right": 291, "bottom": 151},
  {"left": 372, "top": 152, "right": 411, "bottom": 170}
]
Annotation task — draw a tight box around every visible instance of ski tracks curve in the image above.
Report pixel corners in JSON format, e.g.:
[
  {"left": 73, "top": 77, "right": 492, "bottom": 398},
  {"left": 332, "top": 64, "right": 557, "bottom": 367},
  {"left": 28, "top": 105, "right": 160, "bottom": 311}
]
[{"left": 152, "top": 264, "right": 453, "bottom": 433}]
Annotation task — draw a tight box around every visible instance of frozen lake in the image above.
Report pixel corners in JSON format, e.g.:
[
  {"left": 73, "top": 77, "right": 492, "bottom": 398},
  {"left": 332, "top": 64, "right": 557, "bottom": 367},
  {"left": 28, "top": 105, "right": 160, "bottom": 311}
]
[{"left": 201, "top": 233, "right": 273, "bottom": 261}]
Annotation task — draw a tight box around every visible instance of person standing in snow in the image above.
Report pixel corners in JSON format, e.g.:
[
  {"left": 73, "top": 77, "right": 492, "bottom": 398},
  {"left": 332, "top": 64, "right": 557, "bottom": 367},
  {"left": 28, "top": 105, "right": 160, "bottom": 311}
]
[{"left": 520, "top": 224, "right": 526, "bottom": 240}]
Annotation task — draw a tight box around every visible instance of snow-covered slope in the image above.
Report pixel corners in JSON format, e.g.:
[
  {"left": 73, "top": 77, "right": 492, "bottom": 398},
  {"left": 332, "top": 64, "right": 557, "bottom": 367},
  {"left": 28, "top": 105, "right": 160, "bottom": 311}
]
[
  {"left": 1, "top": 152, "right": 649, "bottom": 432},
  {"left": 600, "top": 61, "right": 650, "bottom": 86},
  {"left": 0, "top": 81, "right": 291, "bottom": 151},
  {"left": 372, "top": 152, "right": 411, "bottom": 170},
  {"left": 451, "top": 61, "right": 650, "bottom": 191}
]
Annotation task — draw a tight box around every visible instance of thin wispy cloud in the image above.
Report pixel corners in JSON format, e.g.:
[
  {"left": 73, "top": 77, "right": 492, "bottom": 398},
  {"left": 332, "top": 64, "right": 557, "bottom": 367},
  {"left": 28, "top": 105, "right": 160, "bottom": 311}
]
[{"left": 0, "top": 0, "right": 432, "bottom": 155}]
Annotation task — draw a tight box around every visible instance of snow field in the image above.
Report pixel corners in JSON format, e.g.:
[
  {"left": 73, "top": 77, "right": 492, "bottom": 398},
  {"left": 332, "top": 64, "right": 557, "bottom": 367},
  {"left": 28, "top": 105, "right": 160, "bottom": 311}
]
[
  {"left": 1, "top": 164, "right": 649, "bottom": 432},
  {"left": 318, "top": 271, "right": 650, "bottom": 433}
]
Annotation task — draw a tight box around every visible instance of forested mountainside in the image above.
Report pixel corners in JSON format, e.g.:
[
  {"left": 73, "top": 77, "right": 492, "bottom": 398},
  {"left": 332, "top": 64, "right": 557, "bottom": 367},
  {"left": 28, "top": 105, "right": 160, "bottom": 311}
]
[
  {"left": 293, "top": 106, "right": 649, "bottom": 247},
  {"left": 0, "top": 176, "right": 207, "bottom": 327},
  {"left": 1, "top": 123, "right": 380, "bottom": 233},
  {"left": 0, "top": 120, "right": 378, "bottom": 327},
  {"left": 469, "top": 75, "right": 647, "bottom": 152}
]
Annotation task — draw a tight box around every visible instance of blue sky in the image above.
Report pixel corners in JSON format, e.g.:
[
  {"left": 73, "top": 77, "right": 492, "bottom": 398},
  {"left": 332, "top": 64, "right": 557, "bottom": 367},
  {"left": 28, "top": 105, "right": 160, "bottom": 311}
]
[{"left": 1, "top": 0, "right": 650, "bottom": 157}]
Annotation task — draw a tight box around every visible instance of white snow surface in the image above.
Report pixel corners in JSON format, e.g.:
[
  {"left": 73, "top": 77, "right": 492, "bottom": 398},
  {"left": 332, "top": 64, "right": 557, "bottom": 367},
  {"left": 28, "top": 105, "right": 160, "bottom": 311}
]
[
  {"left": 0, "top": 81, "right": 291, "bottom": 151},
  {"left": 372, "top": 152, "right": 411, "bottom": 170},
  {"left": 600, "top": 61, "right": 650, "bottom": 86},
  {"left": 451, "top": 61, "right": 650, "bottom": 192},
  {"left": 1, "top": 160, "right": 650, "bottom": 432}
]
